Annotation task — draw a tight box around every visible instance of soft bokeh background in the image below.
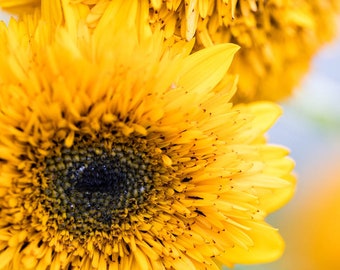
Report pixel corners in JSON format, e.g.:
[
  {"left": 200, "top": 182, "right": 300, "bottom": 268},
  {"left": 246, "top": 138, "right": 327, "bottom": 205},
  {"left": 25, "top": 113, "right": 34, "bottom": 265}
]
[
  {"left": 236, "top": 19, "right": 340, "bottom": 270},
  {"left": 1, "top": 10, "right": 340, "bottom": 270}
]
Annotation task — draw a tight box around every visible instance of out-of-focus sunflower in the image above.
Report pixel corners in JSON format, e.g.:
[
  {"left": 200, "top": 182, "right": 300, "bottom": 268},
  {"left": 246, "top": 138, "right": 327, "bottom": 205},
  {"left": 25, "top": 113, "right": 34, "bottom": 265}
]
[
  {"left": 0, "top": 1, "right": 295, "bottom": 269},
  {"left": 298, "top": 171, "right": 340, "bottom": 269},
  {"left": 276, "top": 161, "right": 340, "bottom": 270},
  {"left": 1, "top": 0, "right": 339, "bottom": 102},
  {"left": 145, "top": 0, "right": 340, "bottom": 102},
  {"left": 0, "top": 0, "right": 39, "bottom": 13}
]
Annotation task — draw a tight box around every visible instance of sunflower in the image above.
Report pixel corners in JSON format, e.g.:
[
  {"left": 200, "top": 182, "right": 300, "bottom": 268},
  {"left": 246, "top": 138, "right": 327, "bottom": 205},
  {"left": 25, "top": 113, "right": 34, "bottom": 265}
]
[
  {"left": 0, "top": 0, "right": 39, "bottom": 13},
  {"left": 266, "top": 160, "right": 340, "bottom": 269},
  {"left": 0, "top": 1, "right": 295, "bottom": 269},
  {"left": 145, "top": 0, "right": 340, "bottom": 102},
  {"left": 1, "top": 0, "right": 339, "bottom": 102}
]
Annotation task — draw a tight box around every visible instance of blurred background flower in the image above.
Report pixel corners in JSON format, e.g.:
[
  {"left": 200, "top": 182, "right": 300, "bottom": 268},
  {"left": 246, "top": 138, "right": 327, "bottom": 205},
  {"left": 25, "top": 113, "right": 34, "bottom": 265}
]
[{"left": 1, "top": 0, "right": 339, "bottom": 103}]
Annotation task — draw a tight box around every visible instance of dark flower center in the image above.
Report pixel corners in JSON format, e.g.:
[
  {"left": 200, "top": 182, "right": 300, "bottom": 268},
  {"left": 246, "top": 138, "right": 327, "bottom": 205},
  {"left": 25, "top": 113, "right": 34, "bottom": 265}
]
[
  {"left": 74, "top": 158, "right": 140, "bottom": 194},
  {"left": 41, "top": 138, "right": 165, "bottom": 236},
  {"left": 70, "top": 150, "right": 152, "bottom": 211}
]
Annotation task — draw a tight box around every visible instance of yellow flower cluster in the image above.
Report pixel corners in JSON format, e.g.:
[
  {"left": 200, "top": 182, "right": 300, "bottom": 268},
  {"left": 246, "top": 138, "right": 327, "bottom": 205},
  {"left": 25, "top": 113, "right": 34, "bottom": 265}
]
[
  {"left": 0, "top": 0, "right": 39, "bottom": 13},
  {"left": 6, "top": 0, "right": 339, "bottom": 269},
  {"left": 1, "top": 0, "right": 339, "bottom": 101}
]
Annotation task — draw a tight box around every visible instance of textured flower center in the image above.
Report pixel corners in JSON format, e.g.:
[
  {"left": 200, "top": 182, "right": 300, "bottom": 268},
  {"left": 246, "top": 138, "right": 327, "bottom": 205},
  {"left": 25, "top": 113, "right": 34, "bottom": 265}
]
[
  {"left": 42, "top": 137, "right": 166, "bottom": 236},
  {"left": 73, "top": 156, "right": 148, "bottom": 198}
]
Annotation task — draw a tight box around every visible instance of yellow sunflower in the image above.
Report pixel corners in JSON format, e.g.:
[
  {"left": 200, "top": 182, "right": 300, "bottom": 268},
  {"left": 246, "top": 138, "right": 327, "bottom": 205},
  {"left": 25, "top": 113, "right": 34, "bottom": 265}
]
[
  {"left": 140, "top": 0, "right": 340, "bottom": 102},
  {"left": 0, "top": 0, "right": 39, "bottom": 13},
  {"left": 0, "top": 1, "right": 295, "bottom": 269},
  {"left": 1, "top": 0, "right": 339, "bottom": 102}
]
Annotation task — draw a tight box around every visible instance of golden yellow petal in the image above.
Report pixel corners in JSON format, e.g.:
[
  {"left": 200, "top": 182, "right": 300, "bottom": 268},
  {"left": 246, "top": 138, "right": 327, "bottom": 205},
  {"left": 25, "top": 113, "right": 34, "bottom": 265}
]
[
  {"left": 219, "top": 222, "right": 284, "bottom": 264},
  {"left": 177, "top": 43, "right": 239, "bottom": 94}
]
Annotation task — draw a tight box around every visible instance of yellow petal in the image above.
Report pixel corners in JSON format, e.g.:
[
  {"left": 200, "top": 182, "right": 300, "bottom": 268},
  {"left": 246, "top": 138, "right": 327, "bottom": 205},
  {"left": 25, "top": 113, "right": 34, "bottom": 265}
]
[
  {"left": 177, "top": 43, "right": 239, "bottom": 94},
  {"left": 219, "top": 222, "right": 284, "bottom": 264},
  {"left": 259, "top": 173, "right": 297, "bottom": 213}
]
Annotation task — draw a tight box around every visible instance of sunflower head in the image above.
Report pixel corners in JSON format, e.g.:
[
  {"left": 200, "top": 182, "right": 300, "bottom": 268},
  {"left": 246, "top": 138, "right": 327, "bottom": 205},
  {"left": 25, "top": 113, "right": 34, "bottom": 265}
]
[
  {"left": 0, "top": 1, "right": 295, "bottom": 269},
  {"left": 149, "top": 0, "right": 340, "bottom": 102},
  {"left": 2, "top": 0, "right": 339, "bottom": 101},
  {"left": 0, "top": 0, "right": 40, "bottom": 13}
]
